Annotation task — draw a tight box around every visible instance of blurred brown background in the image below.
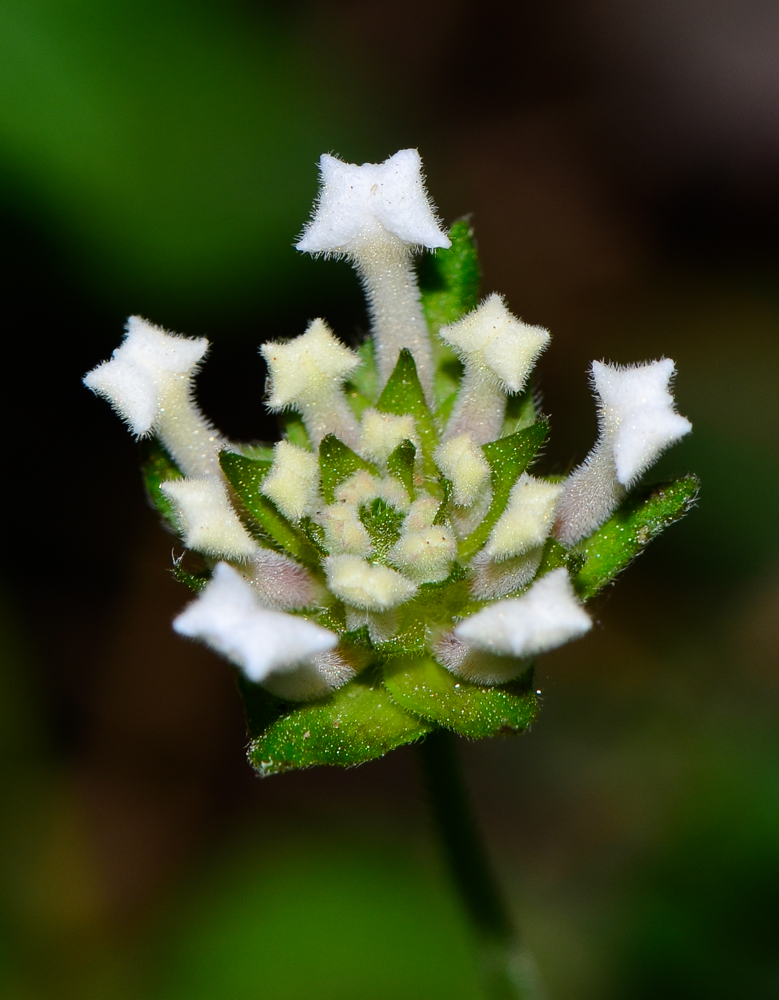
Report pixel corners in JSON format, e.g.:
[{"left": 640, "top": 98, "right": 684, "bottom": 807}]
[{"left": 1, "top": 1, "right": 778, "bottom": 997}]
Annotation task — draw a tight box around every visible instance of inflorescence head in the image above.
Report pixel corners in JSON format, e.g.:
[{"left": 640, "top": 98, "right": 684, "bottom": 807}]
[{"left": 84, "top": 149, "right": 696, "bottom": 773}]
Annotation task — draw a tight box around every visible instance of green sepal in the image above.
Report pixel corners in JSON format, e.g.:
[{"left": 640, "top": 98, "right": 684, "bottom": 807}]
[
  {"left": 386, "top": 439, "right": 416, "bottom": 498},
  {"left": 139, "top": 438, "right": 183, "bottom": 530},
  {"left": 219, "top": 451, "right": 320, "bottom": 568},
  {"left": 244, "top": 668, "right": 433, "bottom": 776},
  {"left": 344, "top": 339, "right": 380, "bottom": 407},
  {"left": 376, "top": 349, "right": 439, "bottom": 471},
  {"left": 319, "top": 435, "right": 378, "bottom": 503},
  {"left": 420, "top": 219, "right": 480, "bottom": 333},
  {"left": 459, "top": 422, "right": 549, "bottom": 560},
  {"left": 383, "top": 655, "right": 537, "bottom": 739},
  {"left": 573, "top": 476, "right": 700, "bottom": 600},
  {"left": 359, "top": 498, "right": 405, "bottom": 558}
]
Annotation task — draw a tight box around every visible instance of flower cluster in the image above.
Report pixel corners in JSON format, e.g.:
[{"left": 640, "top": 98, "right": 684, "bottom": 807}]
[{"left": 85, "top": 150, "right": 695, "bottom": 773}]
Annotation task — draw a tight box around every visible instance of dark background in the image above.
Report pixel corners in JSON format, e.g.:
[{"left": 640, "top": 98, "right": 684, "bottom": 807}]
[{"left": 1, "top": 2, "right": 778, "bottom": 997}]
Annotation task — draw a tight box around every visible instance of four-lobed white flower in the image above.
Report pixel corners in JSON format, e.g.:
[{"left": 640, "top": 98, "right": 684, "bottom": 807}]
[
  {"left": 440, "top": 294, "right": 550, "bottom": 444},
  {"left": 83, "top": 316, "right": 224, "bottom": 478},
  {"left": 555, "top": 359, "right": 691, "bottom": 545},
  {"left": 455, "top": 568, "right": 592, "bottom": 658},
  {"left": 260, "top": 440, "right": 321, "bottom": 521},
  {"left": 160, "top": 477, "right": 258, "bottom": 561},
  {"left": 261, "top": 318, "right": 361, "bottom": 448},
  {"left": 296, "top": 149, "right": 450, "bottom": 400},
  {"left": 296, "top": 149, "right": 450, "bottom": 255},
  {"left": 174, "top": 562, "right": 347, "bottom": 700}
]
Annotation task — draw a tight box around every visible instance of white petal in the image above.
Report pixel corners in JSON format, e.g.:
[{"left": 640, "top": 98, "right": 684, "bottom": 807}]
[
  {"left": 484, "top": 474, "right": 563, "bottom": 560},
  {"left": 455, "top": 568, "right": 591, "bottom": 657},
  {"left": 173, "top": 563, "right": 338, "bottom": 692},
  {"left": 440, "top": 294, "right": 549, "bottom": 391},
  {"left": 260, "top": 319, "right": 360, "bottom": 410},
  {"left": 359, "top": 408, "right": 418, "bottom": 464},
  {"left": 324, "top": 554, "right": 417, "bottom": 611},
  {"left": 260, "top": 441, "right": 321, "bottom": 520},
  {"left": 593, "top": 359, "right": 692, "bottom": 486},
  {"left": 296, "top": 149, "right": 450, "bottom": 254},
  {"left": 160, "top": 477, "right": 257, "bottom": 560},
  {"left": 435, "top": 435, "right": 491, "bottom": 507}
]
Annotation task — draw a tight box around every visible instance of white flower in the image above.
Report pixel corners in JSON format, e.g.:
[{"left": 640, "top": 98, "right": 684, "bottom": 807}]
[
  {"left": 434, "top": 434, "right": 491, "bottom": 507},
  {"left": 296, "top": 150, "right": 449, "bottom": 399},
  {"left": 84, "top": 316, "right": 223, "bottom": 477},
  {"left": 160, "top": 477, "right": 257, "bottom": 560},
  {"left": 555, "top": 359, "right": 692, "bottom": 545},
  {"left": 295, "top": 149, "right": 450, "bottom": 255},
  {"left": 260, "top": 441, "right": 321, "bottom": 521},
  {"left": 173, "top": 562, "right": 347, "bottom": 701},
  {"left": 483, "top": 474, "right": 563, "bottom": 561},
  {"left": 260, "top": 318, "right": 361, "bottom": 448},
  {"left": 594, "top": 359, "right": 692, "bottom": 487},
  {"left": 455, "top": 568, "right": 591, "bottom": 658},
  {"left": 440, "top": 295, "right": 550, "bottom": 444},
  {"left": 324, "top": 554, "right": 418, "bottom": 611}
]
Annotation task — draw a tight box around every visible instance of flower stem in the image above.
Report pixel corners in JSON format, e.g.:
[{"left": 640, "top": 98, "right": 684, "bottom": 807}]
[{"left": 416, "top": 729, "right": 545, "bottom": 1000}]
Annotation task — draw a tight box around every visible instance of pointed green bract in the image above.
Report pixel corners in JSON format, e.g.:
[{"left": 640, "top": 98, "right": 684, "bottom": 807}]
[
  {"left": 383, "top": 655, "right": 537, "bottom": 739},
  {"left": 319, "top": 435, "right": 378, "bottom": 503},
  {"left": 459, "top": 422, "right": 549, "bottom": 560},
  {"left": 376, "top": 349, "right": 439, "bottom": 469},
  {"left": 386, "top": 439, "right": 416, "bottom": 498},
  {"left": 573, "top": 476, "right": 700, "bottom": 600},
  {"left": 359, "top": 498, "right": 405, "bottom": 559},
  {"left": 345, "top": 338, "right": 380, "bottom": 406},
  {"left": 219, "top": 451, "right": 320, "bottom": 567},
  {"left": 501, "top": 389, "right": 538, "bottom": 436},
  {"left": 140, "top": 438, "right": 183, "bottom": 530},
  {"left": 420, "top": 219, "right": 481, "bottom": 333},
  {"left": 246, "top": 670, "right": 433, "bottom": 775}
]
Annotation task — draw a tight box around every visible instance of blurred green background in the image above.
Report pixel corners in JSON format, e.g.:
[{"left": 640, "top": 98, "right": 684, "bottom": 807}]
[{"left": 1, "top": 1, "right": 778, "bottom": 997}]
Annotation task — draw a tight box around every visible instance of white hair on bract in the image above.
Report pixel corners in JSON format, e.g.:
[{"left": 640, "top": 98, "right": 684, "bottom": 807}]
[{"left": 173, "top": 562, "right": 350, "bottom": 701}]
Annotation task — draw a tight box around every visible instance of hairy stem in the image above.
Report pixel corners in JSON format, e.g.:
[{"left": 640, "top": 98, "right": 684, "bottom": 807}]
[{"left": 417, "top": 729, "right": 544, "bottom": 1000}]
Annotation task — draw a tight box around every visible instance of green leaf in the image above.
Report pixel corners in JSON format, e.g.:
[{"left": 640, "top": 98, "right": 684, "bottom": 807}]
[
  {"left": 459, "top": 422, "right": 549, "bottom": 560},
  {"left": 139, "top": 437, "right": 183, "bottom": 530},
  {"left": 246, "top": 669, "right": 433, "bottom": 775},
  {"left": 386, "top": 439, "right": 416, "bottom": 498},
  {"left": 359, "top": 498, "right": 405, "bottom": 558},
  {"left": 383, "top": 655, "right": 537, "bottom": 739},
  {"left": 318, "top": 435, "right": 378, "bottom": 504},
  {"left": 573, "top": 476, "right": 700, "bottom": 600},
  {"left": 376, "top": 349, "right": 439, "bottom": 471},
  {"left": 420, "top": 219, "right": 481, "bottom": 333},
  {"left": 219, "top": 451, "right": 321, "bottom": 567}
]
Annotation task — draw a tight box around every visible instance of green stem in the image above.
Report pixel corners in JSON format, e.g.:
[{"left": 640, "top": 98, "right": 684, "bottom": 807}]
[{"left": 416, "top": 729, "right": 545, "bottom": 1000}]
